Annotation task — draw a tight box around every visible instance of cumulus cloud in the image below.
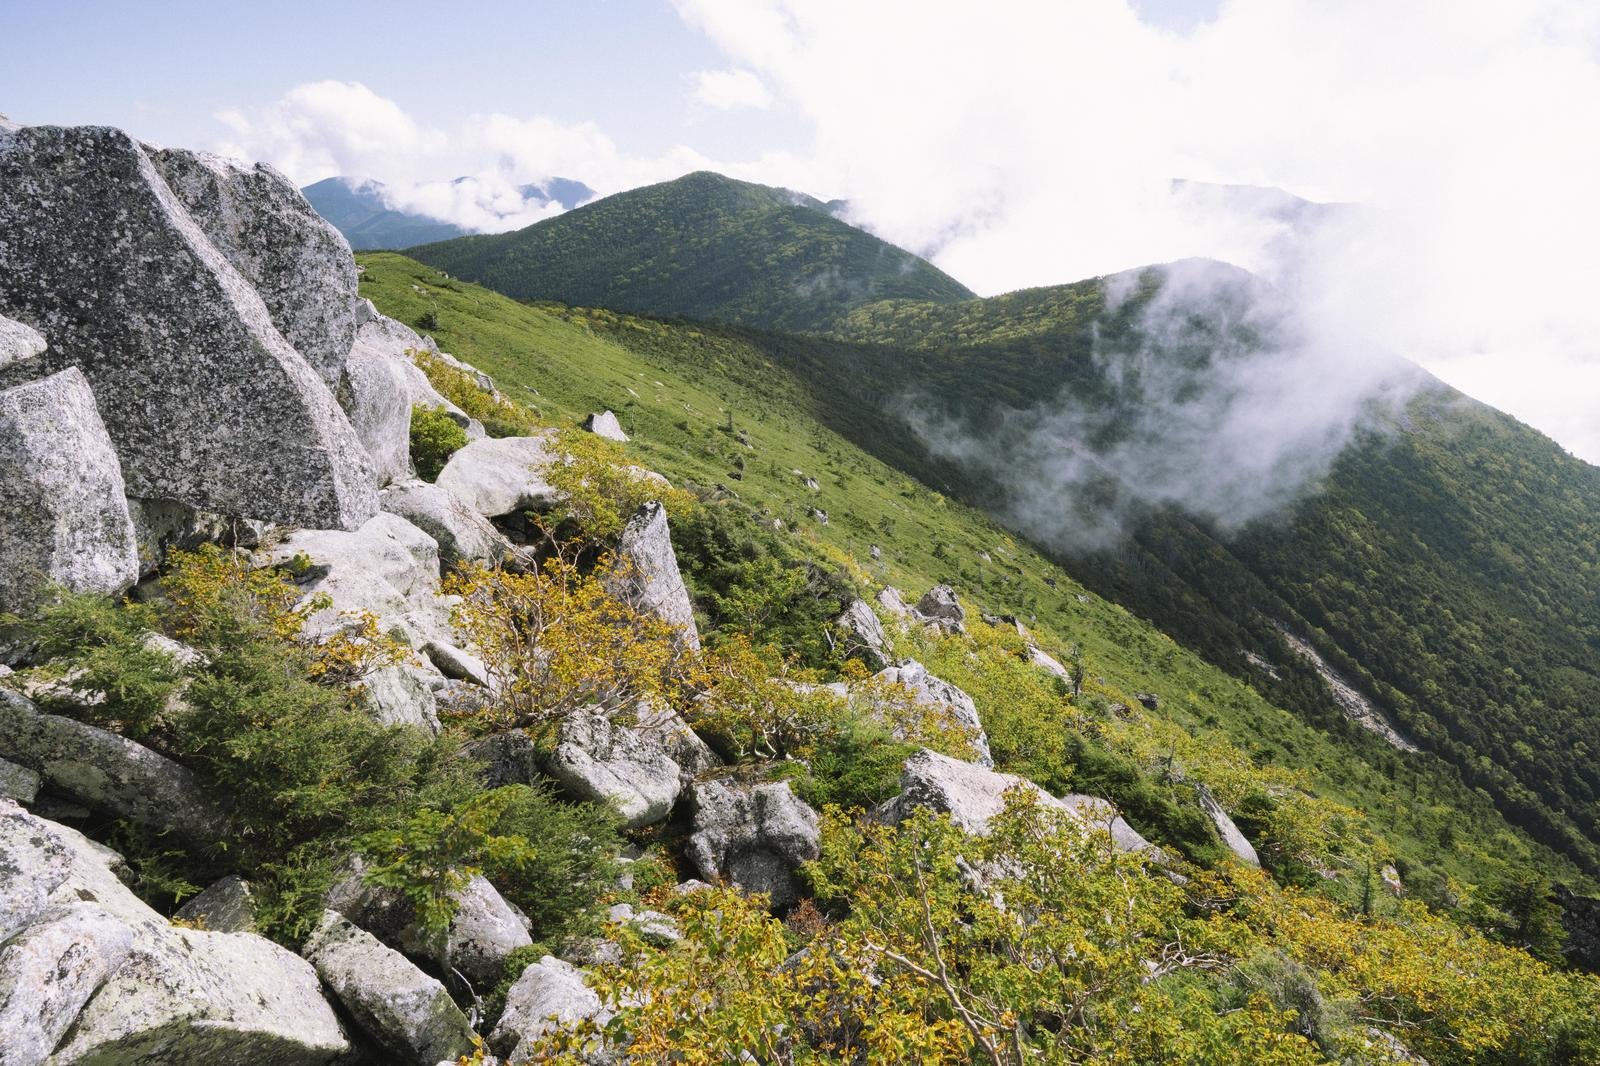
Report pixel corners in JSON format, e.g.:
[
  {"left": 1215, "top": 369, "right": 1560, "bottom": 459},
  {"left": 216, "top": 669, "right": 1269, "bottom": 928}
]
[
  {"left": 674, "top": 0, "right": 1600, "bottom": 464},
  {"left": 213, "top": 80, "right": 715, "bottom": 233},
  {"left": 693, "top": 68, "right": 773, "bottom": 110}
]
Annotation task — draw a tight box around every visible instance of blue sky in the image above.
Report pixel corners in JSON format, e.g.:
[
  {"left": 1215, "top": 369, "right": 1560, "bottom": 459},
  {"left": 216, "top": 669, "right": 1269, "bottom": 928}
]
[{"left": 5, "top": 0, "right": 1600, "bottom": 462}]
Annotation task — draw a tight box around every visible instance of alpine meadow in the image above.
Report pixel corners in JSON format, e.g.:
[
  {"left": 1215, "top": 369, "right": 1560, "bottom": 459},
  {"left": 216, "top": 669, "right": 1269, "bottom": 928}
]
[{"left": 4, "top": 3, "right": 1600, "bottom": 1065}]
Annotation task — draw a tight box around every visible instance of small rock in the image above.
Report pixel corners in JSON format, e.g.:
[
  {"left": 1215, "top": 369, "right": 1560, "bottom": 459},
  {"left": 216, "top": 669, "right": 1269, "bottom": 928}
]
[
  {"left": 868, "top": 660, "right": 992, "bottom": 767},
  {"left": 400, "top": 875, "right": 533, "bottom": 988},
  {"left": 609, "top": 502, "right": 700, "bottom": 651},
  {"left": 173, "top": 875, "right": 259, "bottom": 934},
  {"left": 582, "top": 410, "right": 628, "bottom": 442},
  {"left": 0, "top": 754, "right": 41, "bottom": 803},
  {"left": 0, "top": 312, "right": 45, "bottom": 372},
  {"left": 1194, "top": 783, "right": 1259, "bottom": 867},
  {"left": 914, "top": 584, "right": 966, "bottom": 633},
  {"left": 834, "top": 599, "right": 892, "bottom": 669}
]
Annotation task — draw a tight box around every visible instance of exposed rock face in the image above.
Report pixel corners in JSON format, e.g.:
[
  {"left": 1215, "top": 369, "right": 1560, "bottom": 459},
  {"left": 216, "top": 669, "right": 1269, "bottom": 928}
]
[
  {"left": 1275, "top": 625, "right": 1420, "bottom": 753},
  {"left": 686, "top": 780, "right": 821, "bottom": 910},
  {"left": 879, "top": 749, "right": 1157, "bottom": 855},
  {"left": 0, "top": 123, "right": 376, "bottom": 528},
  {"left": 1194, "top": 782, "right": 1259, "bottom": 867},
  {"left": 380, "top": 479, "right": 511, "bottom": 569},
  {"left": 301, "top": 910, "right": 475, "bottom": 1066},
  {"left": 0, "top": 367, "right": 140, "bottom": 611},
  {"left": 173, "top": 875, "right": 259, "bottom": 934},
  {"left": 0, "top": 902, "right": 134, "bottom": 1066},
  {"left": 870, "top": 660, "right": 992, "bottom": 767},
  {"left": 354, "top": 304, "right": 484, "bottom": 439},
  {"left": 435, "top": 433, "right": 559, "bottom": 518},
  {"left": 1027, "top": 645, "right": 1072, "bottom": 682},
  {"left": 147, "top": 147, "right": 359, "bottom": 391},
  {"left": 544, "top": 709, "right": 684, "bottom": 828},
  {"left": 339, "top": 320, "right": 416, "bottom": 487},
  {"left": 491, "top": 955, "right": 608, "bottom": 1060},
  {"left": 359, "top": 661, "right": 441, "bottom": 733},
  {"left": 1556, "top": 884, "right": 1600, "bottom": 974},
  {"left": 582, "top": 410, "right": 628, "bottom": 442},
  {"left": 611, "top": 502, "right": 700, "bottom": 651},
  {"left": 835, "top": 599, "right": 892, "bottom": 669},
  {"left": 0, "top": 689, "right": 228, "bottom": 848},
  {"left": 0, "top": 754, "right": 40, "bottom": 803},
  {"left": 914, "top": 584, "right": 967, "bottom": 632},
  {"left": 876, "top": 586, "right": 911, "bottom": 617},
  {"left": 0, "top": 312, "right": 45, "bottom": 371},
  {"left": 126, "top": 497, "right": 271, "bottom": 578},
  {"left": 0, "top": 801, "right": 348, "bottom": 1066},
  {"left": 463, "top": 730, "right": 542, "bottom": 789}
]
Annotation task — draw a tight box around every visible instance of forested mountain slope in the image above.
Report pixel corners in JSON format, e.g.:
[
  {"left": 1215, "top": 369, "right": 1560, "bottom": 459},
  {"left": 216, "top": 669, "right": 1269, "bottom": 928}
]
[{"left": 406, "top": 171, "right": 974, "bottom": 332}]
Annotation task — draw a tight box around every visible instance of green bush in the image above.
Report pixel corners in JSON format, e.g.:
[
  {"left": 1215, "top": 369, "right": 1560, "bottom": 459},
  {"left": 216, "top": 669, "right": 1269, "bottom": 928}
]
[{"left": 410, "top": 404, "right": 469, "bottom": 481}]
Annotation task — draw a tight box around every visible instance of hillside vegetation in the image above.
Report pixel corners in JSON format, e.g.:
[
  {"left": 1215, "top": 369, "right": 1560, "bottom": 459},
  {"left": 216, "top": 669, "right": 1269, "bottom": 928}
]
[
  {"left": 406, "top": 172, "right": 974, "bottom": 332},
  {"left": 358, "top": 252, "right": 1589, "bottom": 901}
]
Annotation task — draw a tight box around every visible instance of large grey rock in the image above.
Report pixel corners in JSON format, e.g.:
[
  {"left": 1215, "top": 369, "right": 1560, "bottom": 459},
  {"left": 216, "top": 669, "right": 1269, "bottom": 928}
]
[
  {"left": 339, "top": 320, "right": 415, "bottom": 487},
  {"left": 399, "top": 875, "right": 532, "bottom": 988},
  {"left": 869, "top": 660, "right": 992, "bottom": 768},
  {"left": 490, "top": 955, "right": 607, "bottom": 1060},
  {"left": 0, "top": 367, "right": 140, "bottom": 611},
  {"left": 686, "top": 780, "right": 820, "bottom": 910},
  {"left": 302, "top": 911, "right": 474, "bottom": 1066},
  {"left": 0, "top": 689, "right": 227, "bottom": 848},
  {"left": 0, "top": 798, "right": 71, "bottom": 942},
  {"left": 0, "top": 312, "right": 44, "bottom": 372},
  {"left": 434, "top": 433, "right": 559, "bottom": 518},
  {"left": 834, "top": 599, "right": 892, "bottom": 669},
  {"left": 0, "top": 902, "right": 133, "bottom": 1066},
  {"left": 913, "top": 584, "right": 966, "bottom": 633},
  {"left": 362, "top": 661, "right": 442, "bottom": 733},
  {"left": 381, "top": 479, "right": 511, "bottom": 570},
  {"left": 1195, "top": 782, "right": 1259, "bottom": 867},
  {"left": 0, "top": 755, "right": 40, "bottom": 803},
  {"left": 173, "top": 875, "right": 259, "bottom": 934},
  {"left": 353, "top": 304, "right": 484, "bottom": 440},
  {"left": 148, "top": 147, "right": 359, "bottom": 391},
  {"left": 263, "top": 511, "right": 448, "bottom": 647},
  {"left": 582, "top": 410, "right": 628, "bottom": 442},
  {"left": 544, "top": 710, "right": 683, "bottom": 828},
  {"left": 879, "top": 749, "right": 1157, "bottom": 855},
  {"left": 610, "top": 502, "right": 700, "bottom": 651},
  {"left": 0, "top": 123, "right": 376, "bottom": 528},
  {"left": 0, "top": 802, "right": 348, "bottom": 1066}
]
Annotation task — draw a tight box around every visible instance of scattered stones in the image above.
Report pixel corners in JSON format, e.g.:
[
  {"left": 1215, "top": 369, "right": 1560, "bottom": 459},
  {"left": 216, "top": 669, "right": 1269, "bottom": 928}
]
[
  {"left": 302, "top": 910, "right": 475, "bottom": 1066},
  {"left": 0, "top": 123, "right": 377, "bottom": 528},
  {"left": 0, "top": 367, "right": 140, "bottom": 611},
  {"left": 582, "top": 410, "right": 628, "bottom": 442},
  {"left": 686, "top": 779, "right": 821, "bottom": 910}
]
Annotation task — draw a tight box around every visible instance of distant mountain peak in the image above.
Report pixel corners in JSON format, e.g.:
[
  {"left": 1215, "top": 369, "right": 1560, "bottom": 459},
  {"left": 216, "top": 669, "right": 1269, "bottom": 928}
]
[{"left": 301, "top": 174, "right": 595, "bottom": 251}]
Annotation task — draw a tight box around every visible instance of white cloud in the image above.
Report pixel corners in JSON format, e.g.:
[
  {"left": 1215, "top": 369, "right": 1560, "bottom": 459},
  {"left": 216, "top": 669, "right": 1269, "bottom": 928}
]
[
  {"left": 692, "top": 68, "right": 773, "bottom": 110},
  {"left": 674, "top": 0, "right": 1600, "bottom": 462},
  {"left": 213, "top": 81, "right": 717, "bottom": 233}
]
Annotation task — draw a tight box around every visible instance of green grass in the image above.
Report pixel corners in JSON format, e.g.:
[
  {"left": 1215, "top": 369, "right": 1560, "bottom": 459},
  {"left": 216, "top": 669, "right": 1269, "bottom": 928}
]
[{"left": 359, "top": 251, "right": 1591, "bottom": 899}]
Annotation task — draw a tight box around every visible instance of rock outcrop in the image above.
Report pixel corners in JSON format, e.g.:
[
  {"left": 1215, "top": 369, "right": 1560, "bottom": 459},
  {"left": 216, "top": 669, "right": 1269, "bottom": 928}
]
[
  {"left": 339, "top": 319, "right": 416, "bottom": 487},
  {"left": 869, "top": 660, "right": 992, "bottom": 767},
  {"left": 610, "top": 502, "right": 700, "bottom": 651},
  {"left": 147, "top": 147, "right": 359, "bottom": 391},
  {"left": 834, "top": 599, "right": 892, "bottom": 669},
  {"left": 381, "top": 479, "right": 512, "bottom": 570},
  {"left": 399, "top": 874, "right": 533, "bottom": 988},
  {"left": 914, "top": 584, "right": 967, "bottom": 633},
  {"left": 686, "top": 779, "right": 821, "bottom": 910},
  {"left": 0, "top": 800, "right": 348, "bottom": 1065},
  {"left": 0, "top": 689, "right": 228, "bottom": 848},
  {"left": 0, "top": 367, "right": 140, "bottom": 610},
  {"left": 544, "top": 709, "right": 685, "bottom": 828},
  {"left": 490, "top": 955, "right": 608, "bottom": 1061},
  {"left": 302, "top": 910, "right": 475, "bottom": 1066},
  {"left": 879, "top": 749, "right": 1157, "bottom": 855},
  {"left": 1194, "top": 782, "right": 1259, "bottom": 867},
  {"left": 435, "top": 433, "right": 559, "bottom": 518},
  {"left": 0, "top": 123, "right": 376, "bottom": 528}
]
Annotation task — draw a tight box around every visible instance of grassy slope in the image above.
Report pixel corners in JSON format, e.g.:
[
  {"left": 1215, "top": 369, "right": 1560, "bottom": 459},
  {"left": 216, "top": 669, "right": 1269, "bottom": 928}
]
[
  {"left": 359, "top": 251, "right": 1589, "bottom": 896},
  {"left": 406, "top": 172, "right": 974, "bottom": 333}
]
